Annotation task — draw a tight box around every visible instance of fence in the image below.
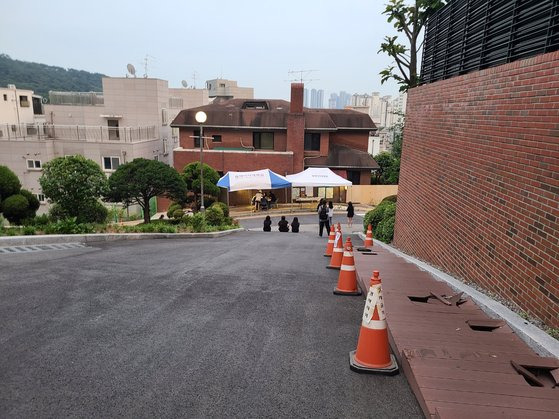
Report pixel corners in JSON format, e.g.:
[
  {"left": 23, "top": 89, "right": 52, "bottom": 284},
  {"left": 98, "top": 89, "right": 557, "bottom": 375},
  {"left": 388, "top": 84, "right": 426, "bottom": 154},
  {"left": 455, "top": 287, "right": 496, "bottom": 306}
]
[
  {"left": 0, "top": 123, "right": 157, "bottom": 143},
  {"left": 421, "top": 0, "right": 559, "bottom": 84}
]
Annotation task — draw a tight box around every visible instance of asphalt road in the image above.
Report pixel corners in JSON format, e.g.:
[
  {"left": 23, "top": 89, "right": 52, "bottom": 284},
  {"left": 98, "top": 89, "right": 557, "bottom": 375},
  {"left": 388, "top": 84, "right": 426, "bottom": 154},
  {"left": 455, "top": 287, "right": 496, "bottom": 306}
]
[{"left": 0, "top": 228, "right": 421, "bottom": 418}]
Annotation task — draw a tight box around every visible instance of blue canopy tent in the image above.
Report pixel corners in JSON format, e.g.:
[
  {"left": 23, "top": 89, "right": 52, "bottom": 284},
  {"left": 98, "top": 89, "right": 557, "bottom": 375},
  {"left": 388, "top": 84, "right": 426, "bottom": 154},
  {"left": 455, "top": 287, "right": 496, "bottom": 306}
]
[{"left": 217, "top": 169, "right": 291, "bottom": 207}]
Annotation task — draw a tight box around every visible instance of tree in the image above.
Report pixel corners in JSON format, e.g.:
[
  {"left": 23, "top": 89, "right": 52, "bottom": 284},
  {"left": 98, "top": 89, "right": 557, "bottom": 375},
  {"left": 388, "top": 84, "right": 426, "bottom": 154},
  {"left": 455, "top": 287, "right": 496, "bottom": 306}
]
[
  {"left": 19, "top": 189, "right": 40, "bottom": 220},
  {"left": 181, "top": 162, "right": 220, "bottom": 209},
  {"left": 372, "top": 152, "right": 400, "bottom": 185},
  {"left": 1, "top": 194, "right": 29, "bottom": 225},
  {"left": 39, "top": 155, "right": 108, "bottom": 223},
  {"left": 379, "top": 0, "right": 446, "bottom": 92},
  {"left": 106, "top": 158, "right": 186, "bottom": 224},
  {"left": 0, "top": 165, "right": 21, "bottom": 201}
]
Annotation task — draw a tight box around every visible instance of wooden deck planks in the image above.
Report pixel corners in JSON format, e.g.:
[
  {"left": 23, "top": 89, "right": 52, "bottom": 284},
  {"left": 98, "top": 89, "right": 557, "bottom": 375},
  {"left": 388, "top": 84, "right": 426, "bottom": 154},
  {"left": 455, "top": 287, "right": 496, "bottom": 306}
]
[{"left": 353, "top": 240, "right": 559, "bottom": 418}]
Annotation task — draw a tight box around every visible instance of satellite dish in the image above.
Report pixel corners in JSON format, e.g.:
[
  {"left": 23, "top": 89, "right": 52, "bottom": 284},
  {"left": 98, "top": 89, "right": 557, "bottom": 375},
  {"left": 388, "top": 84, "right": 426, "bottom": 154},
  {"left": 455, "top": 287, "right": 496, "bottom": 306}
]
[
  {"left": 41, "top": 97, "right": 48, "bottom": 104},
  {"left": 181, "top": 80, "right": 188, "bottom": 88},
  {"left": 127, "top": 63, "right": 136, "bottom": 77}
]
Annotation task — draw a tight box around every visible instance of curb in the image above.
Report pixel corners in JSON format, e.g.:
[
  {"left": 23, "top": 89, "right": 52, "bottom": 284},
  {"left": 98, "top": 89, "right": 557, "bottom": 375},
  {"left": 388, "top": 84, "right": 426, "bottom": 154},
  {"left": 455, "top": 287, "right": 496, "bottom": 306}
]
[
  {"left": 357, "top": 232, "right": 559, "bottom": 358},
  {"left": 0, "top": 228, "right": 244, "bottom": 247}
]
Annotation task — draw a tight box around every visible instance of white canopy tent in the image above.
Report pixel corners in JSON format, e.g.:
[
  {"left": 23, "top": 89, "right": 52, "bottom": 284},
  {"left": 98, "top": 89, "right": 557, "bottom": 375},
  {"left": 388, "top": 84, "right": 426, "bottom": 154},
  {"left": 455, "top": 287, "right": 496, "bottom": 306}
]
[{"left": 285, "top": 167, "right": 352, "bottom": 187}]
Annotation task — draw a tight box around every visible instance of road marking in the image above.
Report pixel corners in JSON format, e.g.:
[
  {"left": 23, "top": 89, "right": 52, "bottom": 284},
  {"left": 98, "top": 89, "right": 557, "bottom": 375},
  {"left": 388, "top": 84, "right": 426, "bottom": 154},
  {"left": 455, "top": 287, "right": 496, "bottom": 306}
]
[{"left": 0, "top": 243, "right": 88, "bottom": 254}]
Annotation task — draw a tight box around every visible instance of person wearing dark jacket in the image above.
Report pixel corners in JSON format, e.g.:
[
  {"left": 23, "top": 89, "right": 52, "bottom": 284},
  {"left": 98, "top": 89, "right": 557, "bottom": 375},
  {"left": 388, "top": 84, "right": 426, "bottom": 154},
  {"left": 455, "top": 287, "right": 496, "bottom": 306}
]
[
  {"left": 291, "top": 217, "right": 300, "bottom": 233},
  {"left": 263, "top": 215, "right": 272, "bottom": 231},
  {"left": 278, "top": 216, "right": 289, "bottom": 232},
  {"left": 317, "top": 200, "right": 330, "bottom": 237},
  {"left": 347, "top": 202, "right": 355, "bottom": 227}
]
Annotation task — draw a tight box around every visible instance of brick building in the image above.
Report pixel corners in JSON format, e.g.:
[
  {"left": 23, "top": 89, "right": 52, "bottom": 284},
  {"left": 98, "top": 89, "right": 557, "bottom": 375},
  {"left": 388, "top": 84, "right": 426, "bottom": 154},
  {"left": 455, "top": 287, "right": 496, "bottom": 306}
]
[
  {"left": 394, "top": 0, "right": 559, "bottom": 327},
  {"left": 171, "top": 83, "right": 378, "bottom": 203}
]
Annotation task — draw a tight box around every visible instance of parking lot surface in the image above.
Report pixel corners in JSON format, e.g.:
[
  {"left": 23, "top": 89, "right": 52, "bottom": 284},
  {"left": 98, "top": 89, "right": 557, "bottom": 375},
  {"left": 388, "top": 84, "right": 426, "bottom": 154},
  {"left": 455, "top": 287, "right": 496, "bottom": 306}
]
[{"left": 0, "top": 228, "right": 421, "bottom": 418}]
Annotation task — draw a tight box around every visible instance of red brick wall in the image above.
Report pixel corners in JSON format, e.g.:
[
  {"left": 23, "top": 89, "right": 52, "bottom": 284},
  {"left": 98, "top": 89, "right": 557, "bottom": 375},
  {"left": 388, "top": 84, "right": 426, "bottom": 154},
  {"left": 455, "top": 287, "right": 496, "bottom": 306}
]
[
  {"left": 394, "top": 51, "right": 559, "bottom": 327},
  {"left": 174, "top": 149, "right": 293, "bottom": 175}
]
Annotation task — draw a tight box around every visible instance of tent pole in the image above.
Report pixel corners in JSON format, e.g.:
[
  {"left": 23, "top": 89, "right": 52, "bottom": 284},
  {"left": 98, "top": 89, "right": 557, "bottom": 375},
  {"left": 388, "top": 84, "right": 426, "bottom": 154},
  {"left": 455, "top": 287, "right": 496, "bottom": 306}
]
[{"left": 227, "top": 189, "right": 229, "bottom": 207}]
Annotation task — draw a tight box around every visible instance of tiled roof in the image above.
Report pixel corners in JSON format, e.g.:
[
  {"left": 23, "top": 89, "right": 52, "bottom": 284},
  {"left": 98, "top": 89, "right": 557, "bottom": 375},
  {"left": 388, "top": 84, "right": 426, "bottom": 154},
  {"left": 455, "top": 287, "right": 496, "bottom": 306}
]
[
  {"left": 306, "top": 144, "right": 380, "bottom": 170},
  {"left": 171, "top": 99, "right": 376, "bottom": 131}
]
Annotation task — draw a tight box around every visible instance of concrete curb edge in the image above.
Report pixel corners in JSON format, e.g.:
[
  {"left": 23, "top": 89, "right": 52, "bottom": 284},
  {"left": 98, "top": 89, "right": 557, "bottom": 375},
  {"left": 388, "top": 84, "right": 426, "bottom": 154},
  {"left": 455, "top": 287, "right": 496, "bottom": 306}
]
[
  {"left": 0, "top": 228, "right": 245, "bottom": 247},
  {"left": 356, "top": 232, "right": 559, "bottom": 358}
]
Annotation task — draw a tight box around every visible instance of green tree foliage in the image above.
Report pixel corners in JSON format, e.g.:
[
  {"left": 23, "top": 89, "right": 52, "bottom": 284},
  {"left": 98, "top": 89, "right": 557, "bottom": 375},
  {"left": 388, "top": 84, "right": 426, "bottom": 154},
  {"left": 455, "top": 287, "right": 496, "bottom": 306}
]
[
  {"left": 106, "top": 158, "right": 186, "bottom": 224},
  {"left": 379, "top": 0, "right": 446, "bottom": 91},
  {"left": 0, "top": 54, "right": 104, "bottom": 100},
  {"left": 1, "top": 194, "right": 29, "bottom": 225},
  {"left": 19, "top": 189, "right": 40, "bottom": 220},
  {"left": 372, "top": 152, "right": 400, "bottom": 185},
  {"left": 181, "top": 162, "right": 220, "bottom": 209},
  {"left": 0, "top": 165, "right": 21, "bottom": 200},
  {"left": 39, "top": 156, "right": 108, "bottom": 223}
]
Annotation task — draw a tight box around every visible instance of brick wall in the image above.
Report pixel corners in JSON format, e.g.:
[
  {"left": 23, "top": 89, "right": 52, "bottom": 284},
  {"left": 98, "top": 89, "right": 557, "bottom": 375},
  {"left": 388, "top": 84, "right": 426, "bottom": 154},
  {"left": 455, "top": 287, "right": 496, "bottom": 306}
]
[{"left": 394, "top": 51, "right": 559, "bottom": 327}]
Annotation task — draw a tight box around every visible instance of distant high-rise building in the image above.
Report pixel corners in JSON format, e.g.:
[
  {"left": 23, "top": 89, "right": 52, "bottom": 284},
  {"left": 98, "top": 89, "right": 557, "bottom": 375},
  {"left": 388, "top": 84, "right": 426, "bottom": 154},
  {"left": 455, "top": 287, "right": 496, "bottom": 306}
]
[
  {"left": 310, "top": 89, "right": 317, "bottom": 108},
  {"left": 304, "top": 88, "right": 309, "bottom": 107},
  {"left": 316, "top": 89, "right": 324, "bottom": 108},
  {"left": 328, "top": 93, "right": 338, "bottom": 109}
]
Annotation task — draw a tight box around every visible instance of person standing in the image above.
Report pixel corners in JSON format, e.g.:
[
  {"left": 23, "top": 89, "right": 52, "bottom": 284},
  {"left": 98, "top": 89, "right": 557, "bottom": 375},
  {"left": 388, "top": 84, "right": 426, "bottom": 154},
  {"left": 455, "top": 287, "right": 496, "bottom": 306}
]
[
  {"left": 347, "top": 201, "right": 354, "bottom": 227},
  {"left": 328, "top": 201, "right": 334, "bottom": 226},
  {"left": 318, "top": 199, "right": 330, "bottom": 237}
]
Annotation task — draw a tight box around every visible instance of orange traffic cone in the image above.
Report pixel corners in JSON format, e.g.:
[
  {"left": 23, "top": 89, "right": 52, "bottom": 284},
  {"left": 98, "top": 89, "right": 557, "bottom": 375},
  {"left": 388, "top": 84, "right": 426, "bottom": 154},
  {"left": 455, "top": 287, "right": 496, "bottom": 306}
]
[
  {"left": 349, "top": 270, "right": 398, "bottom": 375},
  {"left": 324, "top": 225, "right": 336, "bottom": 257},
  {"left": 334, "top": 238, "right": 362, "bottom": 296},
  {"left": 327, "top": 227, "right": 343, "bottom": 269},
  {"left": 364, "top": 224, "right": 374, "bottom": 248},
  {"left": 357, "top": 224, "right": 374, "bottom": 252}
]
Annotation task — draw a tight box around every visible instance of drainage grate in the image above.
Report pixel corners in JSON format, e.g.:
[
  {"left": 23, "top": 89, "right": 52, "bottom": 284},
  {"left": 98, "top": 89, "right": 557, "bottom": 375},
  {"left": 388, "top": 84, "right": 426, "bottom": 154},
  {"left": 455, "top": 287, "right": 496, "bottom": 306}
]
[{"left": 0, "top": 243, "right": 87, "bottom": 254}]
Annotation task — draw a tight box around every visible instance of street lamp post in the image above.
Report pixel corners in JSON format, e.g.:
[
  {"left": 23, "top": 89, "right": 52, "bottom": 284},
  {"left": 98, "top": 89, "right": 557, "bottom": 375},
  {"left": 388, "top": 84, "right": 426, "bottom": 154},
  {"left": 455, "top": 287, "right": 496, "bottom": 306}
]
[{"left": 195, "top": 111, "right": 207, "bottom": 212}]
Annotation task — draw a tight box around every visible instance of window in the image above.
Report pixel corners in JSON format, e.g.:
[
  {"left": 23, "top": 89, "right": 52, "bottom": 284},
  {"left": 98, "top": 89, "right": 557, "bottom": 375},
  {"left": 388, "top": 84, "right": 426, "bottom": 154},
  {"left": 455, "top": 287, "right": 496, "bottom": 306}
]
[
  {"left": 304, "top": 133, "right": 321, "bottom": 151},
  {"left": 32, "top": 97, "right": 44, "bottom": 115},
  {"left": 253, "top": 132, "right": 274, "bottom": 150},
  {"left": 107, "top": 119, "right": 120, "bottom": 141},
  {"left": 154, "top": 155, "right": 159, "bottom": 161},
  {"left": 212, "top": 135, "right": 222, "bottom": 143},
  {"left": 163, "top": 138, "right": 168, "bottom": 155},
  {"left": 3, "top": 94, "right": 7, "bottom": 101},
  {"left": 27, "top": 159, "right": 42, "bottom": 169},
  {"left": 103, "top": 156, "right": 120, "bottom": 171},
  {"left": 19, "top": 95, "right": 29, "bottom": 107},
  {"left": 243, "top": 101, "right": 268, "bottom": 110},
  {"left": 161, "top": 108, "right": 168, "bottom": 125},
  {"left": 35, "top": 193, "right": 46, "bottom": 203},
  {"left": 193, "top": 129, "right": 201, "bottom": 147},
  {"left": 347, "top": 170, "right": 361, "bottom": 185},
  {"left": 219, "top": 83, "right": 225, "bottom": 88}
]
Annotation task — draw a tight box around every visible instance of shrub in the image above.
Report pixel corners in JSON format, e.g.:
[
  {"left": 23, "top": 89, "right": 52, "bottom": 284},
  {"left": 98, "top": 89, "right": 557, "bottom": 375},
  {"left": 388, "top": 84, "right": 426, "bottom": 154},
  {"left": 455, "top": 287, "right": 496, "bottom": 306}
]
[
  {"left": 49, "top": 204, "right": 69, "bottom": 221},
  {"left": 167, "top": 203, "right": 182, "bottom": 218},
  {"left": 210, "top": 201, "right": 229, "bottom": 218},
  {"left": 205, "top": 205, "right": 224, "bottom": 226},
  {"left": 22, "top": 214, "right": 50, "bottom": 227},
  {"left": 43, "top": 218, "right": 95, "bottom": 234},
  {"left": 23, "top": 225, "right": 36, "bottom": 235},
  {"left": 19, "top": 189, "right": 40, "bottom": 218},
  {"left": 376, "top": 214, "right": 395, "bottom": 243},
  {"left": 172, "top": 208, "right": 185, "bottom": 220},
  {"left": 380, "top": 194, "right": 397, "bottom": 204},
  {"left": 79, "top": 200, "right": 109, "bottom": 224},
  {"left": 0, "top": 165, "right": 21, "bottom": 200},
  {"left": 363, "top": 200, "right": 395, "bottom": 232},
  {"left": 190, "top": 212, "right": 206, "bottom": 232},
  {"left": 1, "top": 194, "right": 29, "bottom": 225}
]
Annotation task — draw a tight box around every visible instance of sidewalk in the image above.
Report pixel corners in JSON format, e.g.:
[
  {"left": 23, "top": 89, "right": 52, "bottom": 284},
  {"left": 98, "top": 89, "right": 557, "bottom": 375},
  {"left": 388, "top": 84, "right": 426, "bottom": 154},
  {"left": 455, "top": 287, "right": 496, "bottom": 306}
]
[{"left": 351, "top": 235, "right": 559, "bottom": 418}]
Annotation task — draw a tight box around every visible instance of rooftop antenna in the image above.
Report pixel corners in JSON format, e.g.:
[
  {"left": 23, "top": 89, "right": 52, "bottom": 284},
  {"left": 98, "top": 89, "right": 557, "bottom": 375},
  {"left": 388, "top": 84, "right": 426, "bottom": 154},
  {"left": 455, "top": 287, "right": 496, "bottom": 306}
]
[
  {"left": 143, "top": 54, "right": 155, "bottom": 78},
  {"left": 126, "top": 63, "right": 136, "bottom": 78},
  {"left": 192, "top": 71, "right": 198, "bottom": 88},
  {"left": 181, "top": 80, "right": 188, "bottom": 88},
  {"left": 286, "top": 69, "right": 319, "bottom": 84}
]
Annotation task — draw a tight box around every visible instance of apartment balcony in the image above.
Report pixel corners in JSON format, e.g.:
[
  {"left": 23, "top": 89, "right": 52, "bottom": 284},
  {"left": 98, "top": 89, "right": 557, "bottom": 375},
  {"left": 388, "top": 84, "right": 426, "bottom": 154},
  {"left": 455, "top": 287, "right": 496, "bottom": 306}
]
[{"left": 0, "top": 123, "right": 157, "bottom": 143}]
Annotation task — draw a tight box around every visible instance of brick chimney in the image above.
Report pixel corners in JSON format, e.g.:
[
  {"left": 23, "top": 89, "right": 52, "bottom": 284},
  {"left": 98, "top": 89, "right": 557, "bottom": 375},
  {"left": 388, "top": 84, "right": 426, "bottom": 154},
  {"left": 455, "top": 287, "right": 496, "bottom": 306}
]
[
  {"left": 287, "top": 83, "right": 305, "bottom": 173},
  {"left": 290, "top": 83, "right": 304, "bottom": 113}
]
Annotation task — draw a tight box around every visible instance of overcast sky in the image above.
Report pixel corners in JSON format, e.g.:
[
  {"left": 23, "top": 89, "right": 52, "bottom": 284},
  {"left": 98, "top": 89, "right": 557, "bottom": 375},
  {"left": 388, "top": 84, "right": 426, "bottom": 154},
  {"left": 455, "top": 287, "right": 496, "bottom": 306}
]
[{"left": 1, "top": 0, "right": 405, "bottom": 100}]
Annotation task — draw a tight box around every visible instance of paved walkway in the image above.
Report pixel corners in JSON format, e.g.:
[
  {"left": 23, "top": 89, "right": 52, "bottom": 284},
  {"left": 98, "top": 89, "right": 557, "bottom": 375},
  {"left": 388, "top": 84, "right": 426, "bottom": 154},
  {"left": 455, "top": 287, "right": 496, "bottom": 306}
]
[{"left": 0, "top": 229, "right": 421, "bottom": 418}]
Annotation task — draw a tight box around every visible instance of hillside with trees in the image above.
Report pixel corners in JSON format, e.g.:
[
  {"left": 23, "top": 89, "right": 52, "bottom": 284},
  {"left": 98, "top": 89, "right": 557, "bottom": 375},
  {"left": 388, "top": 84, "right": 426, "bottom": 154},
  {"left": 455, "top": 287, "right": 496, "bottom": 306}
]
[{"left": 0, "top": 54, "right": 105, "bottom": 100}]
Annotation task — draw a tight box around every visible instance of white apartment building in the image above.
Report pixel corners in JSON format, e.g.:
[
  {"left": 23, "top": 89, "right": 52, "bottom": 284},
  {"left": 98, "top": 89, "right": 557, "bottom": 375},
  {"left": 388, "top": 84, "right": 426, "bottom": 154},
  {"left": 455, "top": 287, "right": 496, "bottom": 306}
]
[
  {"left": 206, "top": 79, "right": 253, "bottom": 100},
  {"left": 348, "top": 92, "right": 407, "bottom": 129},
  {"left": 0, "top": 77, "right": 253, "bottom": 213}
]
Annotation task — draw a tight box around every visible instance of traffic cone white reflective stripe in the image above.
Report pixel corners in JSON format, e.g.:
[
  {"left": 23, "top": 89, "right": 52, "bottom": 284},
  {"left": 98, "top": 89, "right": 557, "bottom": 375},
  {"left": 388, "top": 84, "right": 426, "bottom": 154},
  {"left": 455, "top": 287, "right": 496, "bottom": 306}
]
[
  {"left": 327, "top": 231, "right": 344, "bottom": 269},
  {"left": 324, "top": 225, "right": 336, "bottom": 257},
  {"left": 334, "top": 238, "right": 362, "bottom": 296},
  {"left": 364, "top": 224, "right": 374, "bottom": 248},
  {"left": 349, "top": 270, "right": 398, "bottom": 375}
]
